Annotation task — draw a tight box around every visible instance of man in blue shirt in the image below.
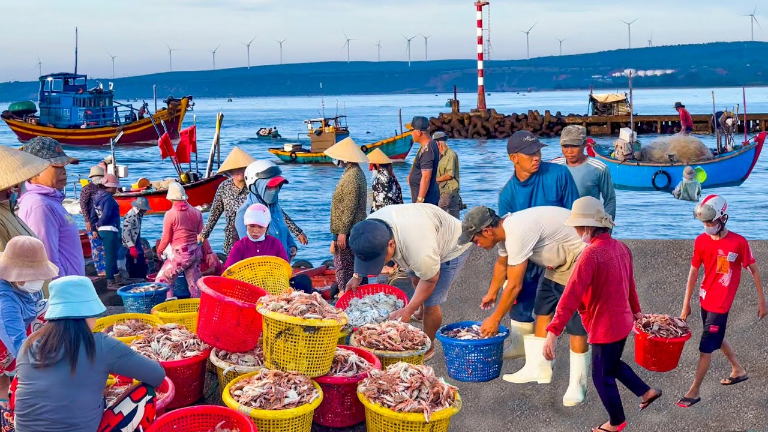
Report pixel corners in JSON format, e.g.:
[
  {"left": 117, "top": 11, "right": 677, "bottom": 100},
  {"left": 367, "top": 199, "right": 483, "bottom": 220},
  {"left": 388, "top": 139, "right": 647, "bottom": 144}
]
[
  {"left": 406, "top": 116, "right": 440, "bottom": 205},
  {"left": 494, "top": 131, "right": 579, "bottom": 360}
]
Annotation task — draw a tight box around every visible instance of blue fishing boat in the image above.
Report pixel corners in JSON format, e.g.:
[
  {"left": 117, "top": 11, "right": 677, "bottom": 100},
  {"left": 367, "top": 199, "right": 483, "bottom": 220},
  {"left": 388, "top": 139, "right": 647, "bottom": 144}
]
[
  {"left": 269, "top": 130, "right": 414, "bottom": 164},
  {"left": 591, "top": 132, "right": 764, "bottom": 191}
]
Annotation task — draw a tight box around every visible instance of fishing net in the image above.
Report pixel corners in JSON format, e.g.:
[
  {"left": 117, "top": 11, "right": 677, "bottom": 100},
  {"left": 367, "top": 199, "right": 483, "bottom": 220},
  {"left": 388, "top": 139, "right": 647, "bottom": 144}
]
[{"left": 640, "top": 135, "right": 714, "bottom": 163}]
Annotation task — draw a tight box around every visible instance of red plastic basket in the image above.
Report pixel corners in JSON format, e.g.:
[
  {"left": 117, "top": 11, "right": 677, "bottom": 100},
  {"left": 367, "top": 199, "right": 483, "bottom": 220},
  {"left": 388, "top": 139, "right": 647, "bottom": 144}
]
[
  {"left": 335, "top": 284, "right": 409, "bottom": 311},
  {"left": 160, "top": 348, "right": 213, "bottom": 409},
  {"left": 313, "top": 345, "right": 382, "bottom": 428},
  {"left": 633, "top": 326, "right": 692, "bottom": 372},
  {"left": 197, "top": 276, "right": 267, "bottom": 352},
  {"left": 146, "top": 405, "right": 256, "bottom": 432}
]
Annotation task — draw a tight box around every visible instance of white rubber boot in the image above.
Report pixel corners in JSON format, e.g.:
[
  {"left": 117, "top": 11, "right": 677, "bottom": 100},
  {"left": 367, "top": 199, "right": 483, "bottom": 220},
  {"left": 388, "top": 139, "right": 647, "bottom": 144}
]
[
  {"left": 503, "top": 320, "right": 535, "bottom": 360},
  {"left": 502, "top": 335, "right": 553, "bottom": 384},
  {"left": 562, "top": 349, "right": 591, "bottom": 407}
]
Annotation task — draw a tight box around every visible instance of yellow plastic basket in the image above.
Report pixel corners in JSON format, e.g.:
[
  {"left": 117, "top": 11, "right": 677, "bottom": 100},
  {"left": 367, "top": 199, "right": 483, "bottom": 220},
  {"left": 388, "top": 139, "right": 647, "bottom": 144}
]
[
  {"left": 222, "top": 256, "right": 293, "bottom": 295},
  {"left": 209, "top": 348, "right": 265, "bottom": 390},
  {"left": 92, "top": 313, "right": 165, "bottom": 344},
  {"left": 258, "top": 306, "right": 347, "bottom": 378},
  {"left": 151, "top": 298, "right": 201, "bottom": 333},
  {"left": 350, "top": 334, "right": 431, "bottom": 368},
  {"left": 337, "top": 326, "right": 352, "bottom": 346},
  {"left": 358, "top": 391, "right": 461, "bottom": 432},
  {"left": 222, "top": 371, "right": 323, "bottom": 432}
]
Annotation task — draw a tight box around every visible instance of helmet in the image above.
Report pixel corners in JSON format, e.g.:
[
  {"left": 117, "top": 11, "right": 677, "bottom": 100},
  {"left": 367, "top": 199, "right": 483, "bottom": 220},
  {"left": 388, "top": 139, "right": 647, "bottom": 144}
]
[
  {"left": 694, "top": 195, "right": 727, "bottom": 222},
  {"left": 244, "top": 160, "right": 282, "bottom": 187}
]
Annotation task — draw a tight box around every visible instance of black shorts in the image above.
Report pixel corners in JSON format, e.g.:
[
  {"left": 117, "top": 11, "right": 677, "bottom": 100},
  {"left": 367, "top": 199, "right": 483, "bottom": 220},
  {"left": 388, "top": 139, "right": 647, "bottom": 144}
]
[
  {"left": 699, "top": 308, "right": 729, "bottom": 354},
  {"left": 534, "top": 278, "right": 587, "bottom": 336}
]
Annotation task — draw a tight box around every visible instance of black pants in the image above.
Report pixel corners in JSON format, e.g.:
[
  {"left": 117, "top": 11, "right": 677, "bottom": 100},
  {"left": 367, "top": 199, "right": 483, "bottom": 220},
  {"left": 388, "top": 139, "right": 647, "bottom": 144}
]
[{"left": 592, "top": 338, "right": 651, "bottom": 427}]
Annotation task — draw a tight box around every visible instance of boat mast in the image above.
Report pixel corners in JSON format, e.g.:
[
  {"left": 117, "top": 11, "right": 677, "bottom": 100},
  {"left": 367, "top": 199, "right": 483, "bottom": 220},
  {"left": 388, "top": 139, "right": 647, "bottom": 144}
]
[{"left": 74, "top": 27, "right": 78, "bottom": 74}]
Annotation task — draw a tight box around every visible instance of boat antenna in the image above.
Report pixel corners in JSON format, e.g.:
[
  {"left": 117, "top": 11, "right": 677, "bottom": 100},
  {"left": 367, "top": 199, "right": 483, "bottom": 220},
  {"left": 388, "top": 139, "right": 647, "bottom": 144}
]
[
  {"left": 74, "top": 27, "right": 78, "bottom": 74},
  {"left": 320, "top": 82, "right": 325, "bottom": 118}
]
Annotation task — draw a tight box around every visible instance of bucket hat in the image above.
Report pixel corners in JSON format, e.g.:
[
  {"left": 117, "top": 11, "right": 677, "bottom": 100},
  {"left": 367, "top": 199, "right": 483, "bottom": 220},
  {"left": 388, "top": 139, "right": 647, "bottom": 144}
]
[
  {"left": 45, "top": 276, "right": 106, "bottom": 320},
  {"left": 166, "top": 182, "right": 188, "bottom": 201},
  {"left": 564, "top": 196, "right": 615, "bottom": 228},
  {"left": 366, "top": 148, "right": 392, "bottom": 165},
  {"left": 674, "top": 102, "right": 685, "bottom": 109},
  {"left": 131, "top": 196, "right": 151, "bottom": 211},
  {"left": 683, "top": 166, "right": 695, "bottom": 180},
  {"left": 100, "top": 174, "right": 121, "bottom": 188},
  {"left": 432, "top": 131, "right": 448, "bottom": 141},
  {"left": 88, "top": 166, "right": 105, "bottom": 179},
  {"left": 244, "top": 203, "right": 271, "bottom": 227},
  {"left": 217, "top": 146, "right": 256, "bottom": 174},
  {"left": 0, "top": 146, "right": 51, "bottom": 191},
  {"left": 22, "top": 136, "right": 79, "bottom": 166},
  {"left": 323, "top": 137, "right": 369, "bottom": 164},
  {"left": 0, "top": 237, "right": 59, "bottom": 282}
]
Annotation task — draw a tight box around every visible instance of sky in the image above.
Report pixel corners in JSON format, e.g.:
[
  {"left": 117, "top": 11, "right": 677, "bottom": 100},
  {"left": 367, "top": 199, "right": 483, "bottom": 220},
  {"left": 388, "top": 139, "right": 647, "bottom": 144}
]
[{"left": 0, "top": 0, "right": 759, "bottom": 82}]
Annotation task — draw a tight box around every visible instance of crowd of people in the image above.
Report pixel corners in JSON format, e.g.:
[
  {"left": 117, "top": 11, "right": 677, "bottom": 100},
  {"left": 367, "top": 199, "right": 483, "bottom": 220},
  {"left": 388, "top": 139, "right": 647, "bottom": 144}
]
[{"left": 0, "top": 115, "right": 764, "bottom": 431}]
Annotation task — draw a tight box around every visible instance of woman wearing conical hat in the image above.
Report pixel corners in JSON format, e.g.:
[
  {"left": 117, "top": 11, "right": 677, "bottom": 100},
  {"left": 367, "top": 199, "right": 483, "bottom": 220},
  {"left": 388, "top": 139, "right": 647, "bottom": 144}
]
[
  {"left": 367, "top": 148, "right": 403, "bottom": 213},
  {"left": 0, "top": 147, "right": 50, "bottom": 252}
]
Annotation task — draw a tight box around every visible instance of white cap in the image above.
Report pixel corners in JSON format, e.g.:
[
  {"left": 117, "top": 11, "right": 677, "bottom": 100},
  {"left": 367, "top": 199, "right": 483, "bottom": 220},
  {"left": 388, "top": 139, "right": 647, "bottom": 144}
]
[{"left": 244, "top": 203, "right": 271, "bottom": 227}]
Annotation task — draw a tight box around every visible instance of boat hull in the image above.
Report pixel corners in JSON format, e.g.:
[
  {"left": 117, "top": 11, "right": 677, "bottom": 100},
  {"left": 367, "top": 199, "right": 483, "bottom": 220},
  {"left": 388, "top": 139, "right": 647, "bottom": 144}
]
[
  {"left": 269, "top": 130, "right": 414, "bottom": 164},
  {"left": 593, "top": 140, "right": 763, "bottom": 191},
  {"left": 114, "top": 175, "right": 226, "bottom": 216}
]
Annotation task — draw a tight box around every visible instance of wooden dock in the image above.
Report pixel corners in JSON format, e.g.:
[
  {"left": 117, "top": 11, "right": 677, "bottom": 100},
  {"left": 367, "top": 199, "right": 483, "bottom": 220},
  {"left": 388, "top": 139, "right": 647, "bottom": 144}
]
[{"left": 564, "top": 113, "right": 768, "bottom": 136}]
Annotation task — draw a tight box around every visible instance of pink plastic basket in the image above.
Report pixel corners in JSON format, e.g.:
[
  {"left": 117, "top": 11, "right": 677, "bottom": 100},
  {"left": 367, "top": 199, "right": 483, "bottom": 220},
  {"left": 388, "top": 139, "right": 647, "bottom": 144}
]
[{"left": 197, "top": 276, "right": 266, "bottom": 352}]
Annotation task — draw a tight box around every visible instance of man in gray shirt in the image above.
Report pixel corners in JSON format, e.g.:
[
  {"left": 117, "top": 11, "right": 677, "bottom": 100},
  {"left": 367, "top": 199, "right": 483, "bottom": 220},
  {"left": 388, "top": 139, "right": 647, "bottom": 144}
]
[{"left": 555, "top": 126, "right": 616, "bottom": 219}]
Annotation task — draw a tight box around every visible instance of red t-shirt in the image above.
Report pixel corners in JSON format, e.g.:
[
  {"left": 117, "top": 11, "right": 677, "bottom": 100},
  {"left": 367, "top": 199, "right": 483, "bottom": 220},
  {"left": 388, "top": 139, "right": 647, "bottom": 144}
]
[
  {"left": 692, "top": 232, "right": 756, "bottom": 313},
  {"left": 679, "top": 109, "right": 694, "bottom": 130}
]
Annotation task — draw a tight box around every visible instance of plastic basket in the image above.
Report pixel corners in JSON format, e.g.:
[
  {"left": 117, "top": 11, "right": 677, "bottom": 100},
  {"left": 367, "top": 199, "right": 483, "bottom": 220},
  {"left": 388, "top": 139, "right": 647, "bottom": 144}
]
[
  {"left": 92, "top": 313, "right": 165, "bottom": 344},
  {"left": 313, "top": 346, "right": 382, "bottom": 428},
  {"left": 436, "top": 321, "right": 509, "bottom": 382},
  {"left": 146, "top": 405, "right": 256, "bottom": 432},
  {"left": 633, "top": 326, "right": 692, "bottom": 372},
  {"left": 335, "top": 284, "right": 409, "bottom": 311},
  {"left": 222, "top": 371, "right": 323, "bottom": 432},
  {"left": 350, "top": 333, "right": 431, "bottom": 368},
  {"left": 197, "top": 276, "right": 267, "bottom": 352},
  {"left": 151, "top": 298, "right": 201, "bottom": 333},
  {"left": 109, "top": 375, "right": 175, "bottom": 417},
  {"left": 222, "top": 256, "right": 293, "bottom": 295},
  {"left": 209, "top": 348, "right": 265, "bottom": 390},
  {"left": 358, "top": 390, "right": 461, "bottom": 432},
  {"left": 338, "top": 326, "right": 352, "bottom": 346},
  {"left": 258, "top": 306, "right": 347, "bottom": 377},
  {"left": 117, "top": 283, "right": 170, "bottom": 314},
  {"left": 160, "top": 348, "right": 213, "bottom": 409}
]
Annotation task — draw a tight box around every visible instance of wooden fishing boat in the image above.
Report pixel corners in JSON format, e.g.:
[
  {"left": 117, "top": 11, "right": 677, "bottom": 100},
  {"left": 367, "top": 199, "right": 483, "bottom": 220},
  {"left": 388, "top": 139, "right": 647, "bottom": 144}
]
[
  {"left": 114, "top": 175, "right": 226, "bottom": 216},
  {"left": 268, "top": 130, "right": 414, "bottom": 164},
  {"left": 592, "top": 132, "right": 764, "bottom": 191},
  {"left": 256, "top": 127, "right": 282, "bottom": 139}
]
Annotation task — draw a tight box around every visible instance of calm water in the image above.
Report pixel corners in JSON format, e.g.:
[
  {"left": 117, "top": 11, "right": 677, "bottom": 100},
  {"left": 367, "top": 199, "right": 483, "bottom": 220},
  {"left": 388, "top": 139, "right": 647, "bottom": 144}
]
[{"left": 2, "top": 87, "right": 768, "bottom": 265}]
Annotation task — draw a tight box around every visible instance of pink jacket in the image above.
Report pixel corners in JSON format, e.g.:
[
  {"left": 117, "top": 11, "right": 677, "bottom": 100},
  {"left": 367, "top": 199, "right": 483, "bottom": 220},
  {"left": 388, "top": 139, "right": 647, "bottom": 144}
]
[{"left": 157, "top": 201, "right": 203, "bottom": 253}]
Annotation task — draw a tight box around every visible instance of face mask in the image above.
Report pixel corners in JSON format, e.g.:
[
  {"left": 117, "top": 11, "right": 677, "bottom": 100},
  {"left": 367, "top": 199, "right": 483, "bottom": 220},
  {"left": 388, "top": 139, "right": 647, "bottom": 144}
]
[
  {"left": 581, "top": 229, "right": 593, "bottom": 244},
  {"left": 704, "top": 223, "right": 721, "bottom": 236},
  {"left": 247, "top": 232, "right": 266, "bottom": 242},
  {"left": 15, "top": 280, "right": 45, "bottom": 294},
  {"left": 262, "top": 187, "right": 279, "bottom": 205}
]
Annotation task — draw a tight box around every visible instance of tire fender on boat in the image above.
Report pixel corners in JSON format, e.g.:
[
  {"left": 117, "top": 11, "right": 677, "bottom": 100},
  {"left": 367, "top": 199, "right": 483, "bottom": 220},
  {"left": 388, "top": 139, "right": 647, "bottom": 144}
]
[
  {"left": 651, "top": 170, "right": 672, "bottom": 191},
  {"left": 290, "top": 151, "right": 298, "bottom": 162},
  {"left": 360, "top": 145, "right": 369, "bottom": 153}
]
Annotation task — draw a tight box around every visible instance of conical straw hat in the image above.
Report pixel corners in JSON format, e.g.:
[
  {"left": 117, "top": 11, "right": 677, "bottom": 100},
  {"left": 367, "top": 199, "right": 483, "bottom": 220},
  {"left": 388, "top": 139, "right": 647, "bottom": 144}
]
[
  {"left": 323, "top": 137, "right": 369, "bottom": 164},
  {"left": 366, "top": 148, "right": 392, "bottom": 165},
  {"left": 217, "top": 146, "right": 256, "bottom": 174},
  {"left": 0, "top": 146, "right": 51, "bottom": 191}
]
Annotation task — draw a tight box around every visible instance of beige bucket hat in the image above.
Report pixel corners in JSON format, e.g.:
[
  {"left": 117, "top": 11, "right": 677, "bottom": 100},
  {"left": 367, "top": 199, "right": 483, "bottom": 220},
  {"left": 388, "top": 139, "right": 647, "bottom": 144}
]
[
  {"left": 218, "top": 146, "right": 256, "bottom": 174},
  {"left": 366, "top": 148, "right": 392, "bottom": 165},
  {"left": 324, "top": 137, "right": 369, "bottom": 164},
  {"left": 0, "top": 146, "right": 51, "bottom": 191},
  {"left": 0, "top": 236, "right": 59, "bottom": 282},
  {"left": 564, "top": 196, "right": 615, "bottom": 228},
  {"left": 166, "top": 182, "right": 188, "bottom": 201},
  {"left": 89, "top": 166, "right": 105, "bottom": 179}
]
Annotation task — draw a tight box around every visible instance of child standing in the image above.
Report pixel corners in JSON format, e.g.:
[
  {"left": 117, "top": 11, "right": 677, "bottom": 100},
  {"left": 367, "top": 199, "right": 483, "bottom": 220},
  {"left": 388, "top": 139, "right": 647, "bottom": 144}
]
[
  {"left": 678, "top": 194, "right": 767, "bottom": 408},
  {"left": 671, "top": 166, "right": 702, "bottom": 202}
]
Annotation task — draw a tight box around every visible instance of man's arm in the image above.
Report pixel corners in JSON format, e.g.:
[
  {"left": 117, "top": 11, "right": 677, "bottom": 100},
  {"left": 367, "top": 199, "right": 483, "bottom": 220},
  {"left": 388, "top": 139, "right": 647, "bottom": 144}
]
[
  {"left": 600, "top": 168, "right": 617, "bottom": 219},
  {"left": 680, "top": 265, "right": 699, "bottom": 320},
  {"left": 480, "top": 259, "right": 528, "bottom": 336},
  {"left": 747, "top": 263, "right": 767, "bottom": 319},
  {"left": 417, "top": 169, "right": 433, "bottom": 201},
  {"left": 389, "top": 272, "right": 439, "bottom": 322},
  {"left": 481, "top": 255, "right": 508, "bottom": 309}
]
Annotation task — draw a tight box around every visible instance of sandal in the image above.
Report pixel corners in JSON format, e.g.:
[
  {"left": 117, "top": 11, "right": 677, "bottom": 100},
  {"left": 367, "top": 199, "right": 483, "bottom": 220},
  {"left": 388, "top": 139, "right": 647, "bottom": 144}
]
[
  {"left": 639, "top": 389, "right": 662, "bottom": 410},
  {"left": 591, "top": 421, "right": 626, "bottom": 432},
  {"left": 721, "top": 375, "right": 748, "bottom": 386},
  {"left": 676, "top": 396, "right": 701, "bottom": 408}
]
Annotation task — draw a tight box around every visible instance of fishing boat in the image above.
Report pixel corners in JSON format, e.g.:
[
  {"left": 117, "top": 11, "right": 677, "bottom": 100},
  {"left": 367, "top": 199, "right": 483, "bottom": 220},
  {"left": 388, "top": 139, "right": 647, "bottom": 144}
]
[
  {"left": 256, "top": 127, "right": 282, "bottom": 139},
  {"left": 114, "top": 175, "right": 226, "bottom": 216},
  {"left": 1, "top": 72, "right": 192, "bottom": 146},
  {"left": 269, "top": 129, "right": 414, "bottom": 164},
  {"left": 591, "top": 132, "right": 764, "bottom": 191}
]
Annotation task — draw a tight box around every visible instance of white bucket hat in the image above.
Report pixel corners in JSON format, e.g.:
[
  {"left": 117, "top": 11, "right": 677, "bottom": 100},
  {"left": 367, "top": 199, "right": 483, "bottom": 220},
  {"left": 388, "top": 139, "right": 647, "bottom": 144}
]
[
  {"left": 564, "top": 196, "right": 615, "bottom": 228},
  {"left": 166, "top": 182, "right": 188, "bottom": 201}
]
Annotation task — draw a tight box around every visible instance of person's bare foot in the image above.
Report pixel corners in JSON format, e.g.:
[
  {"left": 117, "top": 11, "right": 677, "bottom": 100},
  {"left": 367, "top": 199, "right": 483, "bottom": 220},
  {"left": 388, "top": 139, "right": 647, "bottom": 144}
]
[{"left": 413, "top": 306, "right": 424, "bottom": 321}]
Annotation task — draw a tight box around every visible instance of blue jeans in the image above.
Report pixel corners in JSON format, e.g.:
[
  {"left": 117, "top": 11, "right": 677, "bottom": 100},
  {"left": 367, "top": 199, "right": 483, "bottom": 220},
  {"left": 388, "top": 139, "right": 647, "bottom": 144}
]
[
  {"left": 508, "top": 264, "right": 544, "bottom": 323},
  {"left": 422, "top": 248, "right": 471, "bottom": 307},
  {"left": 99, "top": 230, "right": 119, "bottom": 281}
]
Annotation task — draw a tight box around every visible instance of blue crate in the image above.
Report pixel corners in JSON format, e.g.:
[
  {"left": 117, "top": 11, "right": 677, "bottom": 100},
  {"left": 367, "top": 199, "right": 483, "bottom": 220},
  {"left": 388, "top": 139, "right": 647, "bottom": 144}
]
[
  {"left": 117, "top": 283, "right": 170, "bottom": 314},
  {"left": 436, "top": 320, "right": 509, "bottom": 382}
]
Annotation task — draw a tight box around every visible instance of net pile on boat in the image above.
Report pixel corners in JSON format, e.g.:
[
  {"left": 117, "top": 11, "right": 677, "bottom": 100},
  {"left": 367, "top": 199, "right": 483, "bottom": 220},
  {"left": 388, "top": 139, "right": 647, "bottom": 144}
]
[{"left": 640, "top": 135, "right": 714, "bottom": 163}]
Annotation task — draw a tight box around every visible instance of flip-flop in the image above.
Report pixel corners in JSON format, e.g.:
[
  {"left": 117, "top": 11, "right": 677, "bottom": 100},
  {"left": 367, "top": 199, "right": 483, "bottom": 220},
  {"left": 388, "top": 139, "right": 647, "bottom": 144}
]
[
  {"left": 676, "top": 396, "right": 701, "bottom": 408},
  {"left": 590, "top": 421, "right": 626, "bottom": 432},
  {"left": 639, "top": 389, "right": 662, "bottom": 410},
  {"left": 721, "top": 375, "right": 749, "bottom": 386}
]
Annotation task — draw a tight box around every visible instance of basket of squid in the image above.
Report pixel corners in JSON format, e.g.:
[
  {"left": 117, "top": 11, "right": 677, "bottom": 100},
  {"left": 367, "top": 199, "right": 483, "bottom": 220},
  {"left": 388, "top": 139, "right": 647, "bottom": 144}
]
[{"left": 350, "top": 320, "right": 431, "bottom": 368}]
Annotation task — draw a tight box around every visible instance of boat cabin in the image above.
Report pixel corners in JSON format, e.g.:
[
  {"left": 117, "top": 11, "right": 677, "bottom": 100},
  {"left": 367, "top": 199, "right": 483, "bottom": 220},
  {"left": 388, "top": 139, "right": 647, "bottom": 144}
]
[
  {"left": 588, "top": 93, "right": 631, "bottom": 116},
  {"left": 304, "top": 116, "right": 350, "bottom": 152}
]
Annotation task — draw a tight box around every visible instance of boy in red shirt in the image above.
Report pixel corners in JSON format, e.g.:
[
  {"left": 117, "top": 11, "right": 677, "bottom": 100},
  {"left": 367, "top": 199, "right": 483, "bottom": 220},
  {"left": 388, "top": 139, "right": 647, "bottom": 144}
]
[{"left": 678, "top": 194, "right": 766, "bottom": 408}]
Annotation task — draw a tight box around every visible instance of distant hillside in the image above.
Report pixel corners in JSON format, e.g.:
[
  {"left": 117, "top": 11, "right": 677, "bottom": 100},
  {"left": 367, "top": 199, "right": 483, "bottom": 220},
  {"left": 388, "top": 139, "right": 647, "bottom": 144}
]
[{"left": 1, "top": 41, "right": 766, "bottom": 101}]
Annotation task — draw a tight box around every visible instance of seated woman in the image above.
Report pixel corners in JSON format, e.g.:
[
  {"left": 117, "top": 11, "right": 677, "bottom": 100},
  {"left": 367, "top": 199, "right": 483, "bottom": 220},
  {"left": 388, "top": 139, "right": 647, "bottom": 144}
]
[
  {"left": 224, "top": 204, "right": 288, "bottom": 269},
  {"left": 13, "top": 276, "right": 165, "bottom": 432}
]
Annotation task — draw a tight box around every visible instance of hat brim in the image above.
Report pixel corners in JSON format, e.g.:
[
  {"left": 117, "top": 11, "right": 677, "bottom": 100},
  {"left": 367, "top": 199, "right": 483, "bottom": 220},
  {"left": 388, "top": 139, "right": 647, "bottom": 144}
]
[
  {"left": 564, "top": 216, "right": 616, "bottom": 228},
  {"left": 49, "top": 156, "right": 79, "bottom": 166},
  {"left": 457, "top": 229, "right": 477, "bottom": 246},
  {"left": 266, "top": 176, "right": 288, "bottom": 188},
  {"left": 560, "top": 139, "right": 585, "bottom": 147},
  {"left": 44, "top": 298, "right": 106, "bottom": 321},
  {"left": 132, "top": 202, "right": 151, "bottom": 211},
  {"left": 102, "top": 182, "right": 121, "bottom": 188},
  {"left": 0, "top": 259, "right": 59, "bottom": 283},
  {"left": 353, "top": 251, "right": 387, "bottom": 279}
]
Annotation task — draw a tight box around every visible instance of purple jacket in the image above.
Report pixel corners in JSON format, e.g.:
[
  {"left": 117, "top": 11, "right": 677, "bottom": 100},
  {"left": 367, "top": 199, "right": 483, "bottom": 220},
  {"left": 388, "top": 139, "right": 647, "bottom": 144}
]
[
  {"left": 17, "top": 182, "right": 85, "bottom": 278},
  {"left": 224, "top": 235, "right": 288, "bottom": 269}
]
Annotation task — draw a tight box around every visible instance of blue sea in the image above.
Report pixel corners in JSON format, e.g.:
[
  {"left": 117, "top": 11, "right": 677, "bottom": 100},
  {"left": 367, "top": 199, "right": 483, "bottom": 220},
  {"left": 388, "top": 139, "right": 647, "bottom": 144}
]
[{"left": 2, "top": 87, "right": 768, "bottom": 265}]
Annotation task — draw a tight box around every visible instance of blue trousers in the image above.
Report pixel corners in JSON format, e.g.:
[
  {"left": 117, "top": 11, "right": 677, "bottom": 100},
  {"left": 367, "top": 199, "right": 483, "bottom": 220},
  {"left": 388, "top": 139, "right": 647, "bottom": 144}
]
[
  {"left": 593, "top": 338, "right": 651, "bottom": 426},
  {"left": 508, "top": 264, "right": 543, "bottom": 323},
  {"left": 99, "top": 231, "right": 119, "bottom": 281}
]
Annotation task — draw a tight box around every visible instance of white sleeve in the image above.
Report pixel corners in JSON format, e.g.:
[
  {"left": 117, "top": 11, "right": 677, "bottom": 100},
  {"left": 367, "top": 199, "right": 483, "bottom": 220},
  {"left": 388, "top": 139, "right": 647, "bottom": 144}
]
[
  {"left": 503, "top": 226, "right": 537, "bottom": 266},
  {"left": 498, "top": 241, "right": 508, "bottom": 257}
]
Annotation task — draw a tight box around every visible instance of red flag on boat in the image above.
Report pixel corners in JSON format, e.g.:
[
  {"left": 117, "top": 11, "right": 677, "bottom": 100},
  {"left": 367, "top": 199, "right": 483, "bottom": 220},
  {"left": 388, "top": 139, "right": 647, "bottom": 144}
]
[
  {"left": 176, "top": 126, "right": 197, "bottom": 163},
  {"left": 158, "top": 133, "right": 176, "bottom": 160}
]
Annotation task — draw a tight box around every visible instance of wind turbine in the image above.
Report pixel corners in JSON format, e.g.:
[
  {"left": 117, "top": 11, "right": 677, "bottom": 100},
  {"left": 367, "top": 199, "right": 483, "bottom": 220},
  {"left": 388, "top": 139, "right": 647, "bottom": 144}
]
[
  {"left": 556, "top": 37, "right": 566, "bottom": 56},
  {"left": 210, "top": 45, "right": 221, "bottom": 70},
  {"left": 743, "top": 7, "right": 761, "bottom": 41},
  {"left": 107, "top": 53, "right": 117, "bottom": 79},
  {"left": 620, "top": 18, "right": 638, "bottom": 48},
  {"left": 342, "top": 32, "right": 356, "bottom": 63},
  {"left": 403, "top": 35, "right": 416, "bottom": 66},
  {"left": 243, "top": 37, "right": 256, "bottom": 69},
  {"left": 520, "top": 23, "right": 536, "bottom": 60},
  {"left": 35, "top": 57, "right": 42, "bottom": 77},
  {"left": 648, "top": 31, "right": 654, "bottom": 47},
  {"left": 166, "top": 45, "right": 179, "bottom": 71},
  {"left": 276, "top": 39, "right": 286, "bottom": 65},
  {"left": 375, "top": 40, "right": 383, "bottom": 62},
  {"left": 420, "top": 34, "right": 431, "bottom": 61}
]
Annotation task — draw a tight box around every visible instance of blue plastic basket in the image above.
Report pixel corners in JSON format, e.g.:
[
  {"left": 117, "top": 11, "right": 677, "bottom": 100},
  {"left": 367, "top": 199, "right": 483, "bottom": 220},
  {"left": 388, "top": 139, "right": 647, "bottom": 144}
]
[
  {"left": 436, "top": 320, "right": 509, "bottom": 382},
  {"left": 117, "top": 283, "right": 170, "bottom": 314}
]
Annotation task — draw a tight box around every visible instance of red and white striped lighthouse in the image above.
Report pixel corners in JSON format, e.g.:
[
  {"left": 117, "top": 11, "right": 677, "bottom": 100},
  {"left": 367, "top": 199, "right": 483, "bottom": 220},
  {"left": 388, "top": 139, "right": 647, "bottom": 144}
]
[{"left": 475, "top": 1, "right": 489, "bottom": 111}]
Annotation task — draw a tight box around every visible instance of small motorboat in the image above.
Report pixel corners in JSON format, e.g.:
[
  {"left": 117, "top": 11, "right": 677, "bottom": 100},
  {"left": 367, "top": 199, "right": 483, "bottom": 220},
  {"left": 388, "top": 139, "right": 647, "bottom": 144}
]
[
  {"left": 256, "top": 127, "right": 282, "bottom": 140},
  {"left": 269, "top": 129, "right": 414, "bottom": 164}
]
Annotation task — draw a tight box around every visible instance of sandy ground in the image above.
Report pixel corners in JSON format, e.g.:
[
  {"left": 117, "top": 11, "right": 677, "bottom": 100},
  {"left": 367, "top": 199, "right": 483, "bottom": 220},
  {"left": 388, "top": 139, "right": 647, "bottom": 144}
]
[{"left": 107, "top": 239, "right": 768, "bottom": 432}]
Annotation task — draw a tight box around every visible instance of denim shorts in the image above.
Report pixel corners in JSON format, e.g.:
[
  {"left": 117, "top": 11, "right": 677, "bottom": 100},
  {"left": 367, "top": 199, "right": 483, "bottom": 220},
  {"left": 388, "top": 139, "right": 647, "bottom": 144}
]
[{"left": 407, "top": 248, "right": 471, "bottom": 307}]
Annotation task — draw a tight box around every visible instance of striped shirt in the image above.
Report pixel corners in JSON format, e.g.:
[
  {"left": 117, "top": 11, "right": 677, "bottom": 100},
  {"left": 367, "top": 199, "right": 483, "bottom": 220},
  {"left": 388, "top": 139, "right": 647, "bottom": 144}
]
[{"left": 554, "top": 157, "right": 616, "bottom": 220}]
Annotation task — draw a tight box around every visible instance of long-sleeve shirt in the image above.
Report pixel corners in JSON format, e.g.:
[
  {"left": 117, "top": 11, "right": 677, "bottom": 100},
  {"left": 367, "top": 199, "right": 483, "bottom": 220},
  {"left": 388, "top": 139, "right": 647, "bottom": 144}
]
[
  {"left": 371, "top": 168, "right": 404, "bottom": 212},
  {"left": 122, "top": 207, "right": 143, "bottom": 248},
  {"left": 157, "top": 201, "right": 203, "bottom": 254},
  {"left": 330, "top": 164, "right": 368, "bottom": 237},
  {"left": 547, "top": 233, "right": 641, "bottom": 344},
  {"left": 554, "top": 157, "right": 616, "bottom": 219},
  {"left": 679, "top": 108, "right": 694, "bottom": 130},
  {"left": 0, "top": 201, "right": 36, "bottom": 252},
  {"left": 498, "top": 162, "right": 579, "bottom": 216},
  {"left": 0, "top": 280, "right": 42, "bottom": 358},
  {"left": 224, "top": 235, "right": 289, "bottom": 269},
  {"left": 90, "top": 190, "right": 120, "bottom": 232},
  {"left": 672, "top": 178, "right": 702, "bottom": 202},
  {"left": 78, "top": 182, "right": 99, "bottom": 229}
]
